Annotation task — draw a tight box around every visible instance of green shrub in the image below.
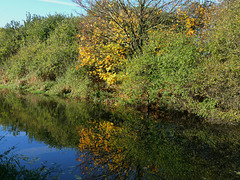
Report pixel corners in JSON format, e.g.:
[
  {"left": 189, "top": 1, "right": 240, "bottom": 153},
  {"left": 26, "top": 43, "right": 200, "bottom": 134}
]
[
  {"left": 121, "top": 1, "right": 240, "bottom": 123},
  {"left": 24, "top": 13, "right": 66, "bottom": 43},
  {"left": 3, "top": 14, "right": 79, "bottom": 83},
  {"left": 6, "top": 42, "right": 42, "bottom": 78},
  {"left": 0, "top": 21, "right": 24, "bottom": 64},
  {"left": 122, "top": 28, "right": 200, "bottom": 108},
  {"left": 35, "top": 17, "right": 79, "bottom": 80},
  {"left": 47, "top": 62, "right": 93, "bottom": 99},
  {"left": 189, "top": 0, "right": 240, "bottom": 122}
]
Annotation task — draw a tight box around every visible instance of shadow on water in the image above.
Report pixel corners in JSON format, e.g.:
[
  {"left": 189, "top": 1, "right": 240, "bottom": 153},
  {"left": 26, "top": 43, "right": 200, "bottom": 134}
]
[{"left": 1, "top": 89, "right": 240, "bottom": 179}]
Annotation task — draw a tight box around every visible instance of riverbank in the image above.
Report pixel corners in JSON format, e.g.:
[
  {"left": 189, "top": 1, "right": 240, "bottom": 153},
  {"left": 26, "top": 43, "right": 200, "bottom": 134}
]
[{"left": 1, "top": 1, "right": 240, "bottom": 124}]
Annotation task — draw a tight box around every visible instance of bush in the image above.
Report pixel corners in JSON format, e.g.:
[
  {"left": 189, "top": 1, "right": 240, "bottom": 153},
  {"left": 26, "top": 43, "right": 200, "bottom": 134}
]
[
  {"left": 189, "top": 0, "right": 240, "bottom": 122},
  {"left": 121, "top": 27, "right": 200, "bottom": 107},
  {"left": 4, "top": 14, "right": 79, "bottom": 82},
  {"left": 0, "top": 21, "right": 23, "bottom": 64},
  {"left": 120, "top": 1, "right": 240, "bottom": 123}
]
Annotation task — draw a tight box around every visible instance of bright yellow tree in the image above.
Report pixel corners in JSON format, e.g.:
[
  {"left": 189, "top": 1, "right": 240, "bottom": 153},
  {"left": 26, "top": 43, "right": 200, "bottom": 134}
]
[
  {"left": 77, "top": 16, "right": 130, "bottom": 85},
  {"left": 74, "top": 0, "right": 188, "bottom": 86}
]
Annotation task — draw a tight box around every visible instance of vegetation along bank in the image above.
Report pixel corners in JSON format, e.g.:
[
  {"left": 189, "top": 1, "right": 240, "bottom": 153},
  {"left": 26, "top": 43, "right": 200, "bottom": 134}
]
[{"left": 0, "top": 0, "right": 240, "bottom": 123}]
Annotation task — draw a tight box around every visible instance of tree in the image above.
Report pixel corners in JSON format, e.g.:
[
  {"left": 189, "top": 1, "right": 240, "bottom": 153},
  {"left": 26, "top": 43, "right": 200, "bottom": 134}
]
[
  {"left": 73, "top": 0, "right": 188, "bottom": 54},
  {"left": 73, "top": 0, "right": 191, "bottom": 85}
]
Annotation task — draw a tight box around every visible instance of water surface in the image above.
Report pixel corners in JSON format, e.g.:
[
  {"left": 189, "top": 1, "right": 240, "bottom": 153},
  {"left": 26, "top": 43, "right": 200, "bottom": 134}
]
[{"left": 1, "top": 89, "right": 240, "bottom": 179}]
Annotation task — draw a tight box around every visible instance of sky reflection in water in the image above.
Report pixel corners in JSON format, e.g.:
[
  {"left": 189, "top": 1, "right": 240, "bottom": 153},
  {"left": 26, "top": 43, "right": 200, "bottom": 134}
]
[{"left": 1, "top": 90, "right": 240, "bottom": 179}]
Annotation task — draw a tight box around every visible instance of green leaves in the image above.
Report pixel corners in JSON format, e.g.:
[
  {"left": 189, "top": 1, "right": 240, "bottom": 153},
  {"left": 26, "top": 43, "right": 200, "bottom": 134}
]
[{"left": 2, "top": 14, "right": 79, "bottom": 81}]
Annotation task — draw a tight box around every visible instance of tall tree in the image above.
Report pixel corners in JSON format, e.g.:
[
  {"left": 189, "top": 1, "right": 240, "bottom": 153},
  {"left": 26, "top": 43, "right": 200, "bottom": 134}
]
[{"left": 73, "top": 0, "right": 188, "bottom": 54}]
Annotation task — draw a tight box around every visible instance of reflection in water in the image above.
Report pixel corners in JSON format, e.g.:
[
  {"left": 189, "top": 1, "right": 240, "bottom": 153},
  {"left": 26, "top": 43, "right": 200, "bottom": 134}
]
[
  {"left": 76, "top": 117, "right": 240, "bottom": 179},
  {"left": 76, "top": 118, "right": 190, "bottom": 179},
  {"left": 1, "top": 89, "right": 240, "bottom": 179},
  {"left": 77, "top": 121, "right": 129, "bottom": 178}
]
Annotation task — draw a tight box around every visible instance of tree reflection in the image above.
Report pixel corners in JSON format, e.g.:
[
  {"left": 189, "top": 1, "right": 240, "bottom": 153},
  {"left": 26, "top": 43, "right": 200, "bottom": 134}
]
[
  {"left": 1, "top": 90, "right": 240, "bottom": 179},
  {"left": 76, "top": 117, "right": 192, "bottom": 179},
  {"left": 77, "top": 121, "right": 130, "bottom": 179}
]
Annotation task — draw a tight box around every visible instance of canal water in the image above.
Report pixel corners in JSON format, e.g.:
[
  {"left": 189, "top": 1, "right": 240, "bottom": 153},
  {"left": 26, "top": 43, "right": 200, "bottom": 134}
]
[{"left": 1, "top": 89, "right": 240, "bottom": 179}]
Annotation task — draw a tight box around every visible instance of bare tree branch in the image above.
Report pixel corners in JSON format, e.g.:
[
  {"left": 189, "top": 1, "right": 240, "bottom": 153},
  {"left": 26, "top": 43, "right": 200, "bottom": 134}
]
[{"left": 73, "top": 0, "right": 189, "bottom": 53}]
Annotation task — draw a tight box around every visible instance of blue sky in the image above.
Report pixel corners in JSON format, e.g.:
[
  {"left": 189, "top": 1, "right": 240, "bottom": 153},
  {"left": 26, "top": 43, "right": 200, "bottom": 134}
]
[{"left": 0, "top": 0, "right": 82, "bottom": 27}]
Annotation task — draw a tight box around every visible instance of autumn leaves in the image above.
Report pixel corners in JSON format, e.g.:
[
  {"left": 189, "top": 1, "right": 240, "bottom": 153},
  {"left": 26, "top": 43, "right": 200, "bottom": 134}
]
[{"left": 76, "top": 1, "right": 211, "bottom": 86}]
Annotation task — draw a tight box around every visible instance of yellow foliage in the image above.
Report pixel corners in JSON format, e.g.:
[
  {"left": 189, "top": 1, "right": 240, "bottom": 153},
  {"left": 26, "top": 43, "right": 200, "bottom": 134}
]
[
  {"left": 177, "top": 2, "right": 214, "bottom": 36},
  {"left": 77, "top": 120, "right": 130, "bottom": 173},
  {"left": 77, "top": 16, "right": 131, "bottom": 85}
]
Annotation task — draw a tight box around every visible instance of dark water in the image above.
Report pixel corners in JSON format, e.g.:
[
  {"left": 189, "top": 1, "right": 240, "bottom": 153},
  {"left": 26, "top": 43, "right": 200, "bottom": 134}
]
[{"left": 1, "top": 89, "right": 240, "bottom": 179}]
